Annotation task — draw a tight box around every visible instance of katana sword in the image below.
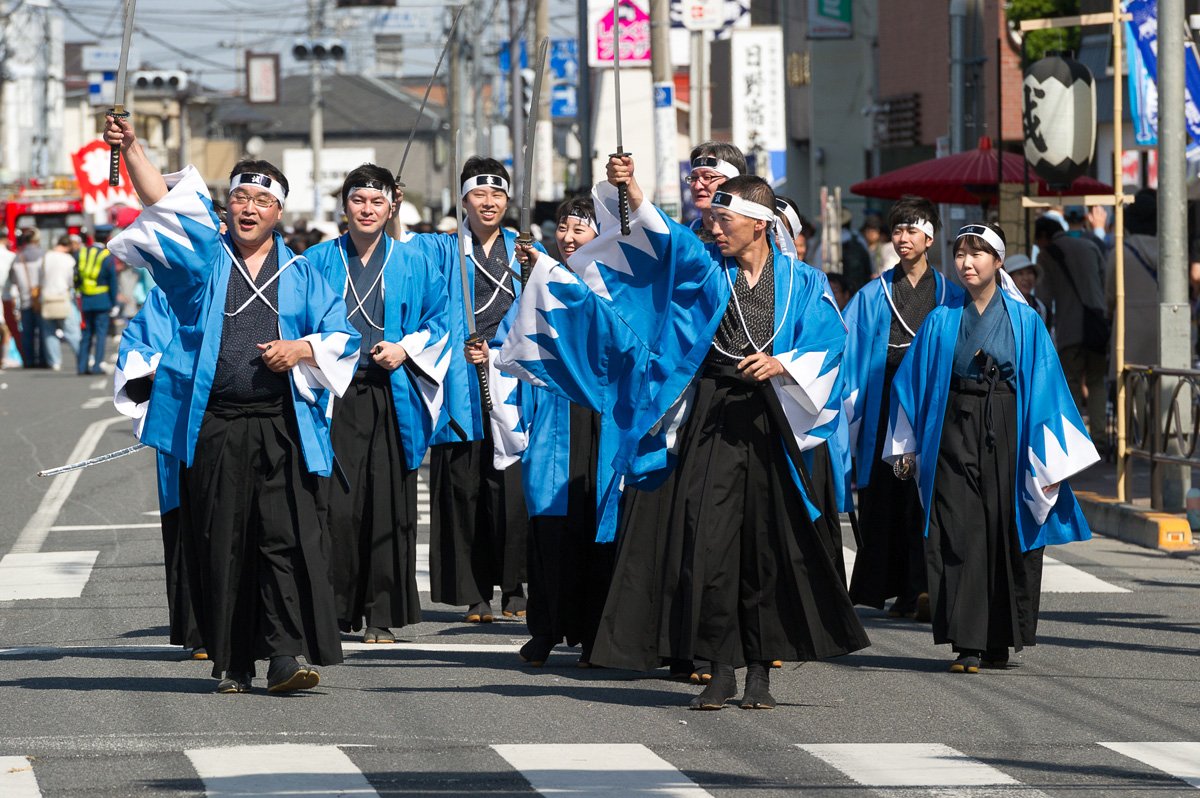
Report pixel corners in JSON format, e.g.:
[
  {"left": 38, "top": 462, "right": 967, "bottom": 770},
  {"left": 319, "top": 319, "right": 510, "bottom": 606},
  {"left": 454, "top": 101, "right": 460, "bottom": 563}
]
[
  {"left": 452, "top": 129, "right": 494, "bottom": 413},
  {"left": 38, "top": 443, "right": 148, "bottom": 478},
  {"left": 108, "top": 0, "right": 138, "bottom": 187},
  {"left": 515, "top": 36, "right": 550, "bottom": 285},
  {"left": 395, "top": 3, "right": 466, "bottom": 187},
  {"left": 610, "top": 0, "right": 631, "bottom": 236}
]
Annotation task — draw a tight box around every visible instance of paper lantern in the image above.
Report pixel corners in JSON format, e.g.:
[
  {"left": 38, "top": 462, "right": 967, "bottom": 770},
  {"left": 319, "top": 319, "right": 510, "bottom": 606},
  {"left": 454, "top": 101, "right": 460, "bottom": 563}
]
[{"left": 1023, "top": 51, "right": 1097, "bottom": 190}]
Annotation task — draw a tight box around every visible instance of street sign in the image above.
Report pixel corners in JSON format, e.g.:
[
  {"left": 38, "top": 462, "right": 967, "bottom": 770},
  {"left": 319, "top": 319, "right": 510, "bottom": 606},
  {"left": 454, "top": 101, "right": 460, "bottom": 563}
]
[
  {"left": 87, "top": 72, "right": 115, "bottom": 107},
  {"left": 81, "top": 45, "right": 139, "bottom": 73},
  {"left": 680, "top": 0, "right": 724, "bottom": 31},
  {"left": 551, "top": 85, "right": 578, "bottom": 118}
]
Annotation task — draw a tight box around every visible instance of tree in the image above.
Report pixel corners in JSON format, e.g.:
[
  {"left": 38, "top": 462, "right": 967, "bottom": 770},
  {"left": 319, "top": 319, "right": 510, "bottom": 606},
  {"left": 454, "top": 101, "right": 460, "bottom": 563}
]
[{"left": 1006, "top": 0, "right": 1081, "bottom": 63}]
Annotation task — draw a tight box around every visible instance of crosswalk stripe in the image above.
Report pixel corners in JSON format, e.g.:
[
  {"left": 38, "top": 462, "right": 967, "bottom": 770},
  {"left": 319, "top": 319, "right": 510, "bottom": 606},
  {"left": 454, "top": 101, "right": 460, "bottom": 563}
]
[
  {"left": 839, "top": 547, "right": 1127, "bottom": 594},
  {"left": 48, "top": 524, "right": 161, "bottom": 531},
  {"left": 185, "top": 744, "right": 377, "bottom": 797},
  {"left": 492, "top": 743, "right": 712, "bottom": 797},
  {"left": 0, "top": 641, "right": 521, "bottom": 657},
  {"left": 0, "top": 756, "right": 42, "bottom": 798},
  {"left": 1100, "top": 742, "right": 1200, "bottom": 788},
  {"left": 416, "top": 543, "right": 430, "bottom": 593},
  {"left": 0, "top": 551, "right": 99, "bottom": 601},
  {"left": 798, "top": 743, "right": 1021, "bottom": 788}
]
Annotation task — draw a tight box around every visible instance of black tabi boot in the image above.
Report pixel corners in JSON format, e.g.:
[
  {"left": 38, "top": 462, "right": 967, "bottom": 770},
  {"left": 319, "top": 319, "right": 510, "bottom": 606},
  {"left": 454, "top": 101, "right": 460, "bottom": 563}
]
[
  {"left": 688, "top": 662, "right": 737, "bottom": 710},
  {"left": 739, "top": 661, "right": 776, "bottom": 709}
]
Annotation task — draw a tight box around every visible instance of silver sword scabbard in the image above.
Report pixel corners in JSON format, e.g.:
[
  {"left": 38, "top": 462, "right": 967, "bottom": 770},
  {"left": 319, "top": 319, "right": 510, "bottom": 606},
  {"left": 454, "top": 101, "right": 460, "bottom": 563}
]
[{"left": 38, "top": 443, "right": 149, "bottom": 478}]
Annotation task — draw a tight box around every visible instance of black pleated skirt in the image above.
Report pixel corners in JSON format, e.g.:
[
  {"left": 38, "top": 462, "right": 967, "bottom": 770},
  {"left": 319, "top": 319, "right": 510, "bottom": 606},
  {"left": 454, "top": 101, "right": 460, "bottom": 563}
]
[
  {"left": 590, "top": 371, "right": 870, "bottom": 670},
  {"left": 179, "top": 397, "right": 343, "bottom": 677},
  {"left": 526, "top": 403, "right": 615, "bottom": 652},
  {"left": 160, "top": 507, "right": 203, "bottom": 649},
  {"left": 927, "top": 377, "right": 1044, "bottom": 653},
  {"left": 324, "top": 370, "right": 421, "bottom": 632},
  {"left": 429, "top": 414, "right": 528, "bottom": 606}
]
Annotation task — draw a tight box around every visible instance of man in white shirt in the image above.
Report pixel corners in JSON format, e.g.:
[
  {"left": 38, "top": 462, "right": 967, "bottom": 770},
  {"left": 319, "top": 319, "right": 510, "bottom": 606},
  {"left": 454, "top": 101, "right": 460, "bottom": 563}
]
[{"left": 40, "top": 235, "right": 81, "bottom": 371}]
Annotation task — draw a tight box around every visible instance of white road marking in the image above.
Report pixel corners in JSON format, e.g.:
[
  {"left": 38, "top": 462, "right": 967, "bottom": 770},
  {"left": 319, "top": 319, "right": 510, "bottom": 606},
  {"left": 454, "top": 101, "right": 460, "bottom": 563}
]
[
  {"left": 80, "top": 397, "right": 109, "bottom": 409},
  {"left": 185, "top": 743, "right": 377, "bottom": 797},
  {"left": 0, "top": 641, "right": 521, "bottom": 657},
  {"left": 416, "top": 543, "right": 430, "bottom": 593},
  {"left": 88, "top": 378, "right": 107, "bottom": 391},
  {"left": 0, "top": 755, "right": 42, "bottom": 798},
  {"left": 12, "top": 415, "right": 127, "bottom": 555},
  {"left": 48, "top": 523, "right": 160, "bottom": 531},
  {"left": 840, "top": 547, "right": 1128, "bottom": 594},
  {"left": 492, "top": 743, "right": 712, "bottom": 798},
  {"left": 1100, "top": 742, "right": 1200, "bottom": 788},
  {"left": 0, "top": 551, "right": 99, "bottom": 601},
  {"left": 799, "top": 743, "right": 1021, "bottom": 788}
]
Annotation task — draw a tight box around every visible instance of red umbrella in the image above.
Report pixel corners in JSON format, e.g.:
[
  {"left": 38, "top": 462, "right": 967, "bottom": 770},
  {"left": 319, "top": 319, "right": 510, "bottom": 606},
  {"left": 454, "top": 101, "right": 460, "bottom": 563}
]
[{"left": 850, "top": 137, "right": 1112, "bottom": 204}]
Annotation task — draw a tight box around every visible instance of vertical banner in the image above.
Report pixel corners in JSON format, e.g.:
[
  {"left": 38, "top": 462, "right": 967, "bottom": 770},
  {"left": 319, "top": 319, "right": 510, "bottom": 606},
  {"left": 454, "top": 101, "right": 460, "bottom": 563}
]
[
  {"left": 1124, "top": 0, "right": 1200, "bottom": 150},
  {"left": 730, "top": 27, "right": 787, "bottom": 187},
  {"left": 653, "top": 81, "right": 681, "bottom": 218}
]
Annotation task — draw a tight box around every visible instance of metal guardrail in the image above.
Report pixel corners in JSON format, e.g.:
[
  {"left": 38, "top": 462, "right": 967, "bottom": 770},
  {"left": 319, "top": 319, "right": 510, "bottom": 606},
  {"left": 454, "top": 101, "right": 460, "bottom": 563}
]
[{"left": 1121, "top": 364, "right": 1200, "bottom": 509}]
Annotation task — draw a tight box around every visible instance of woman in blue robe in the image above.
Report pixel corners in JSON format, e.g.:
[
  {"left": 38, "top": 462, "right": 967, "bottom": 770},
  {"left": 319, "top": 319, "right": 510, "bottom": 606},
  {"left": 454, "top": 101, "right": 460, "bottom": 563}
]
[{"left": 886, "top": 223, "right": 1099, "bottom": 673}]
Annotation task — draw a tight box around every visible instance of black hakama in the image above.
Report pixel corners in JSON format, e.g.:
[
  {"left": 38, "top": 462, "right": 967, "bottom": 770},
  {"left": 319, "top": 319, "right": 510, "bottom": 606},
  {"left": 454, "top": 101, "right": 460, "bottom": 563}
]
[
  {"left": 590, "top": 370, "right": 870, "bottom": 671},
  {"left": 525, "top": 403, "right": 615, "bottom": 655},
  {"left": 926, "top": 377, "right": 1044, "bottom": 653},
  {"left": 160, "top": 508, "right": 203, "bottom": 649},
  {"left": 179, "top": 398, "right": 343, "bottom": 677},
  {"left": 325, "top": 369, "right": 421, "bottom": 632},
  {"left": 849, "top": 362, "right": 928, "bottom": 610},
  {"left": 428, "top": 415, "right": 528, "bottom": 606}
]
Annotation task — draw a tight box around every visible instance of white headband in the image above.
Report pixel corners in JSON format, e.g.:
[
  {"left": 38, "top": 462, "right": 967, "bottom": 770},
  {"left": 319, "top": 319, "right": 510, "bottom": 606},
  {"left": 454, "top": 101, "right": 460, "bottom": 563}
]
[
  {"left": 690, "top": 156, "right": 741, "bottom": 179},
  {"left": 347, "top": 183, "right": 394, "bottom": 206},
  {"left": 774, "top": 199, "right": 803, "bottom": 239},
  {"left": 461, "top": 174, "right": 510, "bottom": 198},
  {"left": 565, "top": 214, "right": 599, "bottom": 235},
  {"left": 230, "top": 172, "right": 287, "bottom": 205},
  {"left": 711, "top": 191, "right": 776, "bottom": 222},
  {"left": 956, "top": 224, "right": 1006, "bottom": 262},
  {"left": 895, "top": 218, "right": 935, "bottom": 239}
]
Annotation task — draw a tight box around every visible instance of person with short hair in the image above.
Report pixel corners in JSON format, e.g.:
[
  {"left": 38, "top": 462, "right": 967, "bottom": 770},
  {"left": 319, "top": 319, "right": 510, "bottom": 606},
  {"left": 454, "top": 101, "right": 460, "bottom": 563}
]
[
  {"left": 12, "top": 228, "right": 44, "bottom": 368},
  {"left": 844, "top": 194, "right": 962, "bottom": 621},
  {"left": 1004, "top": 254, "right": 1049, "bottom": 327},
  {"left": 103, "top": 113, "right": 360, "bottom": 695},
  {"left": 75, "top": 226, "right": 119, "bottom": 374},
  {"left": 886, "top": 222, "right": 1098, "bottom": 673},
  {"left": 303, "top": 164, "right": 450, "bottom": 644},
  {"left": 685, "top": 141, "right": 747, "bottom": 239}
]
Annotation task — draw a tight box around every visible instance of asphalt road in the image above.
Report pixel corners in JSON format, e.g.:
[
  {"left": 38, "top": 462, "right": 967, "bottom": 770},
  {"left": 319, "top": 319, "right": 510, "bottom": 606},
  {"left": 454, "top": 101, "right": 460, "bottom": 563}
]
[{"left": 1, "top": 362, "right": 1199, "bottom": 797}]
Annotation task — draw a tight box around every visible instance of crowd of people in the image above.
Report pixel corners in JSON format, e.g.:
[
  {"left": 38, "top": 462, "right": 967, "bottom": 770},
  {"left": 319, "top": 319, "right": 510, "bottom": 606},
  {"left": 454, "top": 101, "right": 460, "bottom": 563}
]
[{"left": 100, "top": 107, "right": 1112, "bottom": 709}]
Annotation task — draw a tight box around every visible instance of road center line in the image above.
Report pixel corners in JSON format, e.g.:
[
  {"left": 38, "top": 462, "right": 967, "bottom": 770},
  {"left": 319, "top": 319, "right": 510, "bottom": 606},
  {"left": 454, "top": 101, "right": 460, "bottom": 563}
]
[{"left": 11, "top": 416, "right": 128, "bottom": 555}]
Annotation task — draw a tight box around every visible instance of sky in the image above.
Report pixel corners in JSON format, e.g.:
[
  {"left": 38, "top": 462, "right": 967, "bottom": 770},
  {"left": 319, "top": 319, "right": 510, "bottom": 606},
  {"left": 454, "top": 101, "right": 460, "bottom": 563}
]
[{"left": 57, "top": 0, "right": 581, "bottom": 93}]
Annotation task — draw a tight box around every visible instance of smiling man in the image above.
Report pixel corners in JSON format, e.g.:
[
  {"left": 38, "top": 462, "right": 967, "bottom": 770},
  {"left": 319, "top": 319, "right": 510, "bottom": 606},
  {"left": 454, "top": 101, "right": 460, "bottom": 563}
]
[
  {"left": 103, "top": 115, "right": 360, "bottom": 696},
  {"left": 303, "top": 165, "right": 450, "bottom": 646},
  {"left": 842, "top": 194, "right": 962, "bottom": 622}
]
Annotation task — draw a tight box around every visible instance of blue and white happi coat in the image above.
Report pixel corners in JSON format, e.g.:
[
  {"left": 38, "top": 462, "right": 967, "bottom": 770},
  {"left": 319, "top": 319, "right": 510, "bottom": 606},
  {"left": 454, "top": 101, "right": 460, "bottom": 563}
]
[
  {"left": 106, "top": 165, "right": 361, "bottom": 477},
  {"left": 843, "top": 265, "right": 963, "bottom": 487},
  {"left": 114, "top": 286, "right": 181, "bottom": 514},
  {"left": 304, "top": 233, "right": 451, "bottom": 472},
  {"left": 496, "top": 182, "right": 847, "bottom": 541},
  {"left": 883, "top": 291, "right": 1099, "bottom": 552},
  {"left": 416, "top": 227, "right": 540, "bottom": 469}
]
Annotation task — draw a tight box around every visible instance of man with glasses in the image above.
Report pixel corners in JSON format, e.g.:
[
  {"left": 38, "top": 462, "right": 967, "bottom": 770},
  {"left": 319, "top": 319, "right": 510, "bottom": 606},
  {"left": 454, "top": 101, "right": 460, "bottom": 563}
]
[
  {"left": 685, "top": 142, "right": 747, "bottom": 241},
  {"left": 103, "top": 115, "right": 361, "bottom": 696}
]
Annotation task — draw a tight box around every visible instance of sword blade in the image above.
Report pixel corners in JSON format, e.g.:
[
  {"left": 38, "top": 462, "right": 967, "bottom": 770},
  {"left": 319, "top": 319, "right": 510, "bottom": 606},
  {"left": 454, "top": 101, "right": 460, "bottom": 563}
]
[
  {"left": 37, "top": 443, "right": 148, "bottom": 478},
  {"left": 397, "top": 3, "right": 466, "bottom": 186},
  {"left": 519, "top": 37, "right": 550, "bottom": 236},
  {"left": 113, "top": 0, "right": 138, "bottom": 108},
  {"left": 612, "top": 0, "right": 624, "bottom": 154}
]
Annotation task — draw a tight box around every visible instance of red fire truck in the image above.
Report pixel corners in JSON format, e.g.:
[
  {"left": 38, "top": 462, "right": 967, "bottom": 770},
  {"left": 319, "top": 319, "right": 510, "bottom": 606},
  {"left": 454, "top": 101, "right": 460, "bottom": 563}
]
[{"left": 1, "top": 191, "right": 86, "bottom": 249}]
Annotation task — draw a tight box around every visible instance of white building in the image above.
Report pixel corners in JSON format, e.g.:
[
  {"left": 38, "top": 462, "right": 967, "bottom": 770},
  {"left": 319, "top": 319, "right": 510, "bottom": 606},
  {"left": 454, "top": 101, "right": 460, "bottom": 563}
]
[{"left": 0, "top": 0, "right": 66, "bottom": 182}]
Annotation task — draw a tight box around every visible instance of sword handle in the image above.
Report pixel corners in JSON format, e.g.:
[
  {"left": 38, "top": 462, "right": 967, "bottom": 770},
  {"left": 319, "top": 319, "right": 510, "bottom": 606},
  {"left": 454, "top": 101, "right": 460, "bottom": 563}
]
[
  {"left": 610, "top": 150, "right": 631, "bottom": 236},
  {"left": 515, "top": 232, "right": 535, "bottom": 286},
  {"left": 467, "top": 333, "right": 494, "bottom": 413},
  {"left": 108, "top": 106, "right": 129, "bottom": 187}
]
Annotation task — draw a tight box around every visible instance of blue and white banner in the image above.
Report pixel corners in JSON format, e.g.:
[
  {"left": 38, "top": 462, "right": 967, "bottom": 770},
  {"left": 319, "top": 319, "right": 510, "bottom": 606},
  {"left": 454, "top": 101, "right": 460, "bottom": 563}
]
[{"left": 1124, "top": 0, "right": 1200, "bottom": 149}]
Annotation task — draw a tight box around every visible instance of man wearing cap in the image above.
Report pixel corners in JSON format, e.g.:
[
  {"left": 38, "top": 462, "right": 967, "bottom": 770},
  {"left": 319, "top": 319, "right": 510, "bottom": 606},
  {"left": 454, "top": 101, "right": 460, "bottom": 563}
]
[
  {"left": 685, "top": 141, "right": 747, "bottom": 240},
  {"left": 102, "top": 114, "right": 361, "bottom": 695},
  {"left": 304, "top": 164, "right": 450, "bottom": 644},
  {"left": 420, "top": 156, "right": 543, "bottom": 624},
  {"left": 1005, "top": 254, "right": 1049, "bottom": 327},
  {"left": 497, "top": 154, "right": 869, "bottom": 709},
  {"left": 75, "top": 226, "right": 119, "bottom": 374},
  {"left": 843, "top": 194, "right": 963, "bottom": 621}
]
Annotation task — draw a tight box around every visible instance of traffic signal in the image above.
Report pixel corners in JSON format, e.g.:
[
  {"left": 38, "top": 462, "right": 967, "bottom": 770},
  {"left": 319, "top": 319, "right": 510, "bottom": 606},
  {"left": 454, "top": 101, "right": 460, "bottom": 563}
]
[
  {"left": 133, "top": 70, "right": 188, "bottom": 93},
  {"left": 293, "top": 40, "right": 347, "bottom": 61}
]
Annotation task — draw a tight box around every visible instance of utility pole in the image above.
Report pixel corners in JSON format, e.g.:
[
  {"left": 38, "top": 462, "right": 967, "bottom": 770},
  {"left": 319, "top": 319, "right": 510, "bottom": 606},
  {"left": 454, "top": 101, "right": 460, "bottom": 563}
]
[
  {"left": 1156, "top": 0, "right": 1190, "bottom": 509},
  {"left": 450, "top": 17, "right": 462, "bottom": 155},
  {"left": 649, "top": 0, "right": 680, "bottom": 218},
  {"left": 576, "top": 0, "right": 592, "bottom": 186},
  {"left": 508, "top": 0, "right": 524, "bottom": 197},
  {"left": 471, "top": 1, "right": 485, "bottom": 157},
  {"left": 309, "top": 0, "right": 326, "bottom": 221},
  {"left": 534, "top": 0, "right": 553, "bottom": 201},
  {"left": 948, "top": 0, "right": 966, "bottom": 154}
]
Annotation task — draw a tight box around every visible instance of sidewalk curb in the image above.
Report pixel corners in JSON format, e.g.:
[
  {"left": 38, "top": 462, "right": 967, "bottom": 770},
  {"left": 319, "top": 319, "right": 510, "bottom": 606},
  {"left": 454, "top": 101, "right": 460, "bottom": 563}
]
[{"left": 1075, "top": 490, "right": 1198, "bottom": 553}]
